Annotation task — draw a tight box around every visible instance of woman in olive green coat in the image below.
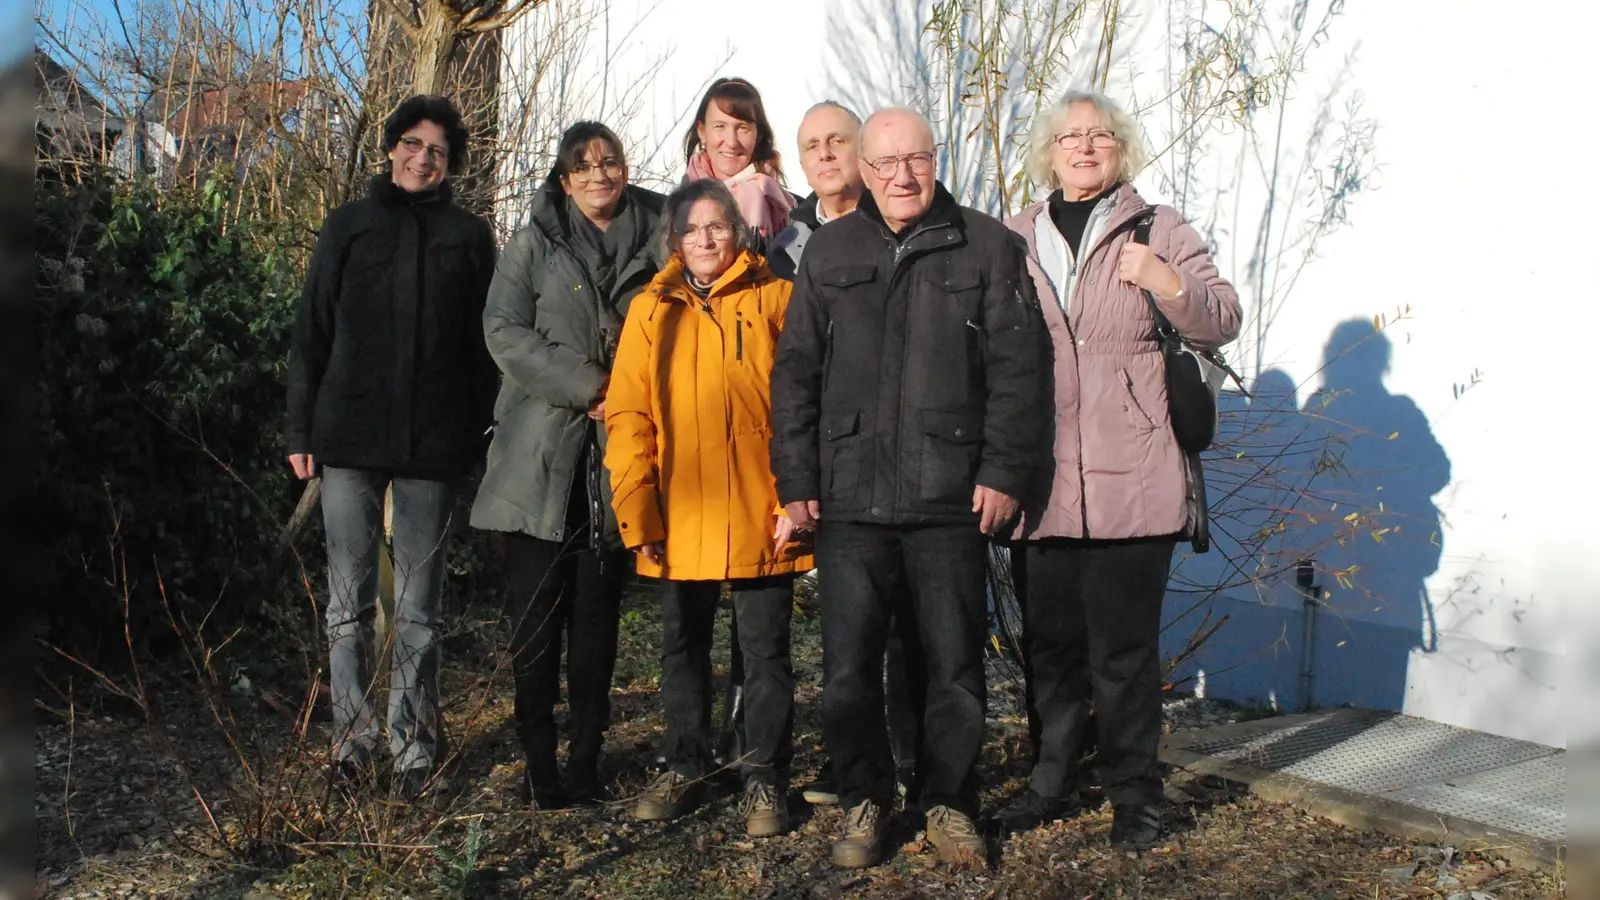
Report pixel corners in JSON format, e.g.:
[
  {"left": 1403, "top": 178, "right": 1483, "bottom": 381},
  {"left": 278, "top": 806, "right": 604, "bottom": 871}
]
[{"left": 471, "top": 121, "right": 663, "bottom": 808}]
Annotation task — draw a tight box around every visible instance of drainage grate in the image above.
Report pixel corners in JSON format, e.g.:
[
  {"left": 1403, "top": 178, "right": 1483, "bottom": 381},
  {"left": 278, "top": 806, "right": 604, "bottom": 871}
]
[{"left": 1185, "top": 710, "right": 1565, "bottom": 841}]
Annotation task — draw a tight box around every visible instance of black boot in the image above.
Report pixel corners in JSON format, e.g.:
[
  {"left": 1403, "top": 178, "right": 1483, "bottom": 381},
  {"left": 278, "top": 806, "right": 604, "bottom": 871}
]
[
  {"left": 1110, "top": 803, "right": 1164, "bottom": 850},
  {"left": 990, "top": 788, "right": 1077, "bottom": 837},
  {"left": 566, "top": 735, "right": 608, "bottom": 807}
]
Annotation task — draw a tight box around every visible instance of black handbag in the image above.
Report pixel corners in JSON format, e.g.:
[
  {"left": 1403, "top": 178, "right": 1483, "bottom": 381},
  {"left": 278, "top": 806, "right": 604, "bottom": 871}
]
[{"left": 1130, "top": 211, "right": 1243, "bottom": 552}]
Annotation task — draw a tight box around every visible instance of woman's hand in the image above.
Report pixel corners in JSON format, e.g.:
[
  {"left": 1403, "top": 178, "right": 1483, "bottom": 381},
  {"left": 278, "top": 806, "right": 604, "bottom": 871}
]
[
  {"left": 772, "top": 513, "right": 796, "bottom": 552},
  {"left": 638, "top": 541, "right": 664, "bottom": 565},
  {"left": 1117, "top": 242, "right": 1185, "bottom": 299},
  {"left": 587, "top": 381, "right": 609, "bottom": 421},
  {"left": 288, "top": 453, "right": 316, "bottom": 480}
]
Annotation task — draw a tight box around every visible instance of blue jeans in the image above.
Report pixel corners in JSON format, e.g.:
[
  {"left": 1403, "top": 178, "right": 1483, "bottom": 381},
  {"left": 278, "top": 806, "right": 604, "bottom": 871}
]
[{"left": 321, "top": 467, "right": 457, "bottom": 772}]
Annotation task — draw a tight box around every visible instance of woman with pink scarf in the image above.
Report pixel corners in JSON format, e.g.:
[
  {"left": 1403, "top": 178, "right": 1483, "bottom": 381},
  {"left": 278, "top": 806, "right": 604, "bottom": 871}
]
[{"left": 682, "top": 77, "right": 796, "bottom": 240}]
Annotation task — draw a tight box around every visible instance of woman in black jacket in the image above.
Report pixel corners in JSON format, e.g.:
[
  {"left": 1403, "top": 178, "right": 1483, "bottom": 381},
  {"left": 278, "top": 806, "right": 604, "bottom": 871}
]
[
  {"left": 469, "top": 121, "right": 663, "bottom": 808},
  {"left": 286, "top": 95, "right": 498, "bottom": 800}
]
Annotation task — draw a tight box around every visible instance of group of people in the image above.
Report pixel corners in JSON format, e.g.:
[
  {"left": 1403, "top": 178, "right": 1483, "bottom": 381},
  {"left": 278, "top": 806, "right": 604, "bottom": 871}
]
[{"left": 285, "top": 77, "right": 1241, "bottom": 870}]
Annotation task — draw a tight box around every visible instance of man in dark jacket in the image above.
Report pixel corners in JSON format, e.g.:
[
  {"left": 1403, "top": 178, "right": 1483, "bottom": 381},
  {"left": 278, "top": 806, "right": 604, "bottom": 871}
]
[
  {"left": 771, "top": 100, "right": 924, "bottom": 811},
  {"left": 770, "top": 107, "right": 1046, "bottom": 868},
  {"left": 286, "top": 96, "right": 498, "bottom": 800}
]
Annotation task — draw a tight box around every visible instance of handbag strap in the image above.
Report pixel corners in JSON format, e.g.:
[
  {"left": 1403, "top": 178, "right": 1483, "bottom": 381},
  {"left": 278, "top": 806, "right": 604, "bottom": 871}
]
[{"left": 1130, "top": 210, "right": 1180, "bottom": 348}]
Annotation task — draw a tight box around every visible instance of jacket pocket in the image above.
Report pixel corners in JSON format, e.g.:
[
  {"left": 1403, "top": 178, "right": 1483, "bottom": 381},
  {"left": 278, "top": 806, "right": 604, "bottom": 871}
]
[
  {"left": 822, "top": 408, "right": 862, "bottom": 501},
  {"left": 818, "top": 263, "right": 878, "bottom": 289},
  {"left": 918, "top": 407, "right": 982, "bottom": 503},
  {"left": 1119, "top": 367, "right": 1160, "bottom": 432}
]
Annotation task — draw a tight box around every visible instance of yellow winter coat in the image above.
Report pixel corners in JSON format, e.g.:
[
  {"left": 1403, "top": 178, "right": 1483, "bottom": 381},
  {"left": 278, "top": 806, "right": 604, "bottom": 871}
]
[{"left": 604, "top": 250, "right": 815, "bottom": 581}]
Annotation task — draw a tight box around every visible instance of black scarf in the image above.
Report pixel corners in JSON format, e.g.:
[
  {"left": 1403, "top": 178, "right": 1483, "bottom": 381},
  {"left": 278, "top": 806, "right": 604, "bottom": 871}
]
[{"left": 565, "top": 192, "right": 641, "bottom": 298}]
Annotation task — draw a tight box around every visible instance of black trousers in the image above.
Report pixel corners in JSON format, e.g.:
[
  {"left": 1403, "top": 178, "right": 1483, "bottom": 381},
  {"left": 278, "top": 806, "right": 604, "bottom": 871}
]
[
  {"left": 660, "top": 576, "right": 795, "bottom": 784},
  {"left": 1018, "top": 536, "right": 1176, "bottom": 807},
  {"left": 502, "top": 530, "right": 627, "bottom": 785},
  {"left": 819, "top": 522, "right": 987, "bottom": 817}
]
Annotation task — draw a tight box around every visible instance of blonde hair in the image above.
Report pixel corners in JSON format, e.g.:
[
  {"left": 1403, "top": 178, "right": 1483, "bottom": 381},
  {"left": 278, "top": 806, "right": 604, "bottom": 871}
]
[{"left": 1025, "top": 90, "right": 1148, "bottom": 189}]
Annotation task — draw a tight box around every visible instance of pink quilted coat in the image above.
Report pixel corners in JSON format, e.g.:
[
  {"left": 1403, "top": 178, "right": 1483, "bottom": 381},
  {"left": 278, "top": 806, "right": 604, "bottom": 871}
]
[{"left": 1006, "top": 183, "right": 1243, "bottom": 540}]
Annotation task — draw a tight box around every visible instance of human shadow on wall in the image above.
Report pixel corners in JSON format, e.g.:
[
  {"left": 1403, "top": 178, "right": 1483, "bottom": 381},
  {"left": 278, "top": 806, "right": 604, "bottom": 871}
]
[{"left": 1300, "top": 319, "right": 1450, "bottom": 711}]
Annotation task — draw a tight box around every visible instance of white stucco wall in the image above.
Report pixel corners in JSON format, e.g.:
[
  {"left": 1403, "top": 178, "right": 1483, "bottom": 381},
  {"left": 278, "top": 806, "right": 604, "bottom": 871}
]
[{"left": 500, "top": 0, "right": 1594, "bottom": 748}]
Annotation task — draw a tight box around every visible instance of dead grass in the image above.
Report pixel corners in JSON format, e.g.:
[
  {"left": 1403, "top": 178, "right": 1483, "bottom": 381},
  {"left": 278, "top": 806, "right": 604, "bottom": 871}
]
[{"left": 35, "top": 592, "right": 1568, "bottom": 899}]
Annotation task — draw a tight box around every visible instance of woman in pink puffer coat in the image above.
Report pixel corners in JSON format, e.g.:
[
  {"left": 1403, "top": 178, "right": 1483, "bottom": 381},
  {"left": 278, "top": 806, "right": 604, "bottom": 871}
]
[{"left": 992, "top": 90, "right": 1243, "bottom": 849}]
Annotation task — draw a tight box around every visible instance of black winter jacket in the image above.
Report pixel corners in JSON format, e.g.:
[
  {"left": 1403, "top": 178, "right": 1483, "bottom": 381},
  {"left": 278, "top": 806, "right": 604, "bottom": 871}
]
[
  {"left": 286, "top": 175, "right": 499, "bottom": 478},
  {"left": 769, "top": 182, "right": 1048, "bottom": 526}
]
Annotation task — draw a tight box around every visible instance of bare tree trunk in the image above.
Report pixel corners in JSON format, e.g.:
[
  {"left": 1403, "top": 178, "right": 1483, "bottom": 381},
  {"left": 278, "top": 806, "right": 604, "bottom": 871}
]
[{"left": 411, "top": 4, "right": 461, "bottom": 95}]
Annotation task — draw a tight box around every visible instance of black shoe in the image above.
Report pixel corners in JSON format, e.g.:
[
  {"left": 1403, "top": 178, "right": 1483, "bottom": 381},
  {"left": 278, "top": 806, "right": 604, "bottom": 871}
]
[
  {"left": 802, "top": 758, "right": 838, "bottom": 805},
  {"left": 565, "top": 773, "right": 609, "bottom": 808},
  {"left": 331, "top": 757, "right": 372, "bottom": 792},
  {"left": 990, "top": 788, "right": 1075, "bottom": 837},
  {"left": 398, "top": 767, "right": 434, "bottom": 802},
  {"left": 521, "top": 773, "right": 568, "bottom": 810},
  {"left": 1110, "top": 803, "right": 1164, "bottom": 850}
]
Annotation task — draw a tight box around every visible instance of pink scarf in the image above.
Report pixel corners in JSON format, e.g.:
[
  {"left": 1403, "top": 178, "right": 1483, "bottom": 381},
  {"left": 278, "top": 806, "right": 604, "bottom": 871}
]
[{"left": 686, "top": 151, "right": 795, "bottom": 238}]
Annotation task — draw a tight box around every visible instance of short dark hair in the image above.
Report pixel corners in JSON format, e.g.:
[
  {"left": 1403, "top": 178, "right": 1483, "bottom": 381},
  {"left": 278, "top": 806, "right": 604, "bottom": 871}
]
[
  {"left": 657, "top": 178, "right": 759, "bottom": 263},
  {"left": 682, "top": 77, "right": 784, "bottom": 183},
  {"left": 382, "top": 95, "right": 469, "bottom": 175},
  {"left": 548, "top": 121, "right": 627, "bottom": 183}
]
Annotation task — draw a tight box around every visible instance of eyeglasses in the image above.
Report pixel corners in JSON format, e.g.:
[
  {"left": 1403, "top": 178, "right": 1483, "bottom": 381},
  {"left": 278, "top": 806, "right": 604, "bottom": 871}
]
[
  {"left": 397, "top": 135, "right": 449, "bottom": 163},
  {"left": 864, "top": 151, "right": 936, "bottom": 180},
  {"left": 1054, "top": 130, "right": 1118, "bottom": 150},
  {"left": 569, "top": 159, "right": 625, "bottom": 181},
  {"left": 678, "top": 221, "right": 734, "bottom": 243}
]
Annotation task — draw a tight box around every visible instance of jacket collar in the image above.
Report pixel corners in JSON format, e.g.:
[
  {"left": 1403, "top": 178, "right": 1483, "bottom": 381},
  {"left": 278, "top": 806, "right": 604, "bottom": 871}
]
[
  {"left": 370, "top": 173, "right": 453, "bottom": 208},
  {"left": 855, "top": 180, "right": 960, "bottom": 238},
  {"left": 789, "top": 192, "right": 821, "bottom": 229},
  {"left": 649, "top": 250, "right": 766, "bottom": 304},
  {"left": 1009, "top": 182, "right": 1148, "bottom": 266}
]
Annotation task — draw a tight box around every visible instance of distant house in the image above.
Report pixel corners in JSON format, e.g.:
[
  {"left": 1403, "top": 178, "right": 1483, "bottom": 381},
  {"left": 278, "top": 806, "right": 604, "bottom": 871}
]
[
  {"left": 34, "top": 50, "right": 123, "bottom": 181},
  {"left": 114, "top": 79, "right": 342, "bottom": 182}
]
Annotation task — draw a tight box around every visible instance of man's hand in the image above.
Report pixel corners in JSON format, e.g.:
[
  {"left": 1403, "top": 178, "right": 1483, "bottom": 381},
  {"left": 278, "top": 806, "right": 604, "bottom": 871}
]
[
  {"left": 289, "top": 453, "right": 316, "bottom": 480},
  {"left": 586, "top": 399, "right": 606, "bottom": 422},
  {"left": 972, "top": 485, "right": 1019, "bottom": 536},
  {"left": 784, "top": 500, "right": 821, "bottom": 530},
  {"left": 773, "top": 513, "right": 796, "bottom": 551},
  {"left": 637, "top": 541, "right": 664, "bottom": 565}
]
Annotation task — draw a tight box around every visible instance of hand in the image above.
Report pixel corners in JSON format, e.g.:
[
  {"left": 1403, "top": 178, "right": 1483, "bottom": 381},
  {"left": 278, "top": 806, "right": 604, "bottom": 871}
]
[
  {"left": 784, "top": 500, "right": 821, "bottom": 530},
  {"left": 972, "top": 485, "right": 1019, "bottom": 536},
  {"left": 772, "top": 513, "right": 796, "bottom": 551},
  {"left": 587, "top": 399, "right": 606, "bottom": 421},
  {"left": 637, "top": 541, "right": 664, "bottom": 565},
  {"left": 289, "top": 453, "right": 316, "bottom": 480},
  {"left": 1117, "top": 242, "right": 1184, "bottom": 298}
]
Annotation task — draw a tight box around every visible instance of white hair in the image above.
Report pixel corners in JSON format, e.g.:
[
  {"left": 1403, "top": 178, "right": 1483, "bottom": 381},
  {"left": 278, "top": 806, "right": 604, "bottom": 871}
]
[
  {"left": 859, "top": 106, "right": 936, "bottom": 156},
  {"left": 1025, "top": 90, "right": 1148, "bottom": 189}
]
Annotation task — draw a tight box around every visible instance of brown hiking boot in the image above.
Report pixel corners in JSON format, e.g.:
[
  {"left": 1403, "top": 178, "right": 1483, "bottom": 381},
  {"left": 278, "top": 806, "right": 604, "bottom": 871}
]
[
  {"left": 831, "top": 799, "right": 886, "bottom": 869},
  {"left": 925, "top": 805, "right": 987, "bottom": 869},
  {"left": 739, "top": 780, "right": 788, "bottom": 837},
  {"left": 633, "top": 770, "right": 693, "bottom": 821}
]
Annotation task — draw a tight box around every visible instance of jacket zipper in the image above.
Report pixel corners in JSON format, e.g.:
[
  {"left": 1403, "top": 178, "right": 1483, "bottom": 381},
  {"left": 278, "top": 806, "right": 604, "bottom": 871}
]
[
  {"left": 1031, "top": 202, "right": 1145, "bottom": 539},
  {"left": 822, "top": 319, "right": 835, "bottom": 393},
  {"left": 736, "top": 310, "right": 744, "bottom": 361}
]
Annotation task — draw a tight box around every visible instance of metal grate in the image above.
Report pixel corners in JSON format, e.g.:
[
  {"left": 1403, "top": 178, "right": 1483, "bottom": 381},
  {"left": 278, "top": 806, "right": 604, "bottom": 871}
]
[
  {"left": 1394, "top": 754, "right": 1566, "bottom": 842},
  {"left": 1185, "top": 710, "right": 1564, "bottom": 841}
]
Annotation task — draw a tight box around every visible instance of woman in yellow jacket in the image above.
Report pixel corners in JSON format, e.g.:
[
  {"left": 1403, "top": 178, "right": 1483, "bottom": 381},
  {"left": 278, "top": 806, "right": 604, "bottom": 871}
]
[{"left": 605, "top": 178, "right": 813, "bottom": 838}]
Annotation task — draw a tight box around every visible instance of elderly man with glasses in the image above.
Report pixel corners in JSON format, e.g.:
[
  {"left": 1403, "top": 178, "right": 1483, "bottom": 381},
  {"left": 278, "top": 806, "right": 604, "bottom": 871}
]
[{"left": 770, "top": 107, "right": 1047, "bottom": 869}]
